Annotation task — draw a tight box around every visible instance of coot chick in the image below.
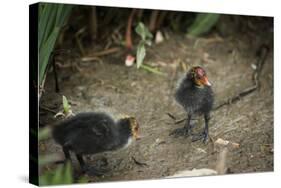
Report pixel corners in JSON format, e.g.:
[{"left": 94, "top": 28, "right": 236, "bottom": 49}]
[
  {"left": 170, "top": 66, "right": 214, "bottom": 143},
  {"left": 52, "top": 112, "right": 140, "bottom": 175}
]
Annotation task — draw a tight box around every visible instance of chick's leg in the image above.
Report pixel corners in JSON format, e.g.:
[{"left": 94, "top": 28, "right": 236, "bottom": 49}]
[
  {"left": 76, "top": 154, "right": 86, "bottom": 168},
  {"left": 63, "top": 146, "right": 72, "bottom": 162},
  {"left": 55, "top": 146, "right": 72, "bottom": 164},
  {"left": 203, "top": 113, "right": 210, "bottom": 142},
  {"left": 184, "top": 113, "right": 193, "bottom": 134},
  {"left": 192, "top": 113, "right": 210, "bottom": 143},
  {"left": 170, "top": 113, "right": 192, "bottom": 137},
  {"left": 76, "top": 153, "right": 108, "bottom": 176}
]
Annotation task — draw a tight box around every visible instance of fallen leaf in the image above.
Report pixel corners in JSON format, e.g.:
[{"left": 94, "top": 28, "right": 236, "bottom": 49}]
[{"left": 215, "top": 138, "right": 229, "bottom": 146}]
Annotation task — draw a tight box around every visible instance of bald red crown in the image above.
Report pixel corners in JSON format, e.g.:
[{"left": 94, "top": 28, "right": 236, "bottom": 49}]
[{"left": 195, "top": 67, "right": 206, "bottom": 76}]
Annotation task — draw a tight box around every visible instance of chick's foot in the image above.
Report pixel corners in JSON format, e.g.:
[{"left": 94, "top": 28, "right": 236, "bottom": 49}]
[
  {"left": 170, "top": 127, "right": 192, "bottom": 137},
  {"left": 82, "top": 166, "right": 109, "bottom": 176},
  {"left": 191, "top": 131, "right": 208, "bottom": 143}
]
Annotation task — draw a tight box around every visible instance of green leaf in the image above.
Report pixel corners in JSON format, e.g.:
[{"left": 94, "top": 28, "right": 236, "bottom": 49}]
[
  {"left": 40, "top": 5, "right": 58, "bottom": 52},
  {"left": 62, "top": 95, "right": 70, "bottom": 113},
  {"left": 135, "top": 22, "right": 145, "bottom": 40},
  {"left": 135, "top": 22, "right": 153, "bottom": 70},
  {"left": 38, "top": 3, "right": 73, "bottom": 85},
  {"left": 145, "top": 40, "right": 152, "bottom": 46},
  {"left": 140, "top": 64, "right": 166, "bottom": 76},
  {"left": 39, "top": 162, "right": 73, "bottom": 186},
  {"left": 188, "top": 13, "right": 220, "bottom": 37},
  {"left": 63, "top": 161, "right": 73, "bottom": 184},
  {"left": 39, "top": 28, "right": 59, "bottom": 84},
  {"left": 39, "top": 173, "right": 51, "bottom": 186},
  {"left": 136, "top": 42, "right": 146, "bottom": 68},
  {"left": 51, "top": 164, "right": 64, "bottom": 184},
  {"left": 135, "top": 22, "right": 153, "bottom": 40}
]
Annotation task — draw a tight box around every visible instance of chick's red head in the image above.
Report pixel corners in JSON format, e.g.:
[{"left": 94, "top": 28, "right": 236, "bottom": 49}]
[{"left": 189, "top": 66, "right": 211, "bottom": 87}]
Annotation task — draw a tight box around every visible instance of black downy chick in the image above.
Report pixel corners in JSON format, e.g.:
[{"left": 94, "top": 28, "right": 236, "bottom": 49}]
[
  {"left": 52, "top": 112, "right": 140, "bottom": 175},
  {"left": 170, "top": 66, "right": 214, "bottom": 143}
]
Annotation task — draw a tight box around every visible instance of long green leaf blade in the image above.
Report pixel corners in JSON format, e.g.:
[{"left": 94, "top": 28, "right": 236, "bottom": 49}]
[{"left": 187, "top": 13, "right": 220, "bottom": 36}]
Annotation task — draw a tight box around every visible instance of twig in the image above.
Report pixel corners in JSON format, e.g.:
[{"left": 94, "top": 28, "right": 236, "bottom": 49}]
[
  {"left": 149, "top": 10, "right": 159, "bottom": 32},
  {"left": 92, "top": 47, "right": 120, "bottom": 57},
  {"left": 155, "top": 11, "right": 168, "bottom": 30},
  {"left": 166, "top": 113, "right": 177, "bottom": 120},
  {"left": 131, "top": 156, "right": 148, "bottom": 167},
  {"left": 213, "top": 44, "right": 269, "bottom": 111},
  {"left": 89, "top": 6, "right": 98, "bottom": 40},
  {"left": 52, "top": 54, "right": 60, "bottom": 92},
  {"left": 75, "top": 27, "right": 87, "bottom": 56},
  {"left": 40, "top": 105, "right": 57, "bottom": 114},
  {"left": 213, "top": 85, "right": 257, "bottom": 110},
  {"left": 81, "top": 48, "right": 120, "bottom": 61},
  {"left": 175, "top": 118, "right": 186, "bottom": 124},
  {"left": 80, "top": 56, "right": 103, "bottom": 63},
  {"left": 126, "top": 9, "right": 137, "bottom": 49}
]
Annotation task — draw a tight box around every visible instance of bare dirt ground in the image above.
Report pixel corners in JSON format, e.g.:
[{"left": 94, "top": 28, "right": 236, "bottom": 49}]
[{"left": 39, "top": 16, "right": 273, "bottom": 183}]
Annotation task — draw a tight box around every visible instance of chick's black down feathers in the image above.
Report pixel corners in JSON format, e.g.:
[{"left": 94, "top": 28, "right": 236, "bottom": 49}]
[
  {"left": 52, "top": 112, "right": 132, "bottom": 155},
  {"left": 175, "top": 76, "right": 214, "bottom": 115},
  {"left": 171, "top": 66, "right": 214, "bottom": 143},
  {"left": 52, "top": 112, "right": 138, "bottom": 176}
]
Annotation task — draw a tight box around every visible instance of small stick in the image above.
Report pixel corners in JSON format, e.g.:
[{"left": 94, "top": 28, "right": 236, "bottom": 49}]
[
  {"left": 91, "top": 47, "right": 120, "bottom": 57},
  {"left": 89, "top": 6, "right": 98, "bottom": 40},
  {"left": 214, "top": 44, "right": 269, "bottom": 111},
  {"left": 213, "top": 85, "right": 257, "bottom": 111},
  {"left": 81, "top": 48, "right": 120, "bottom": 61},
  {"left": 75, "top": 27, "right": 87, "bottom": 56},
  {"left": 125, "top": 9, "right": 137, "bottom": 50},
  {"left": 52, "top": 55, "right": 60, "bottom": 92},
  {"left": 131, "top": 156, "right": 148, "bottom": 167},
  {"left": 166, "top": 112, "right": 177, "bottom": 120},
  {"left": 81, "top": 56, "right": 103, "bottom": 63},
  {"left": 175, "top": 118, "right": 186, "bottom": 124},
  {"left": 149, "top": 10, "right": 159, "bottom": 33},
  {"left": 40, "top": 105, "right": 57, "bottom": 114}
]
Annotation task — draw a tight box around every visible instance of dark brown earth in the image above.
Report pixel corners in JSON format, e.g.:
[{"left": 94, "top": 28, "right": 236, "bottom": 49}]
[{"left": 39, "top": 16, "right": 273, "bottom": 183}]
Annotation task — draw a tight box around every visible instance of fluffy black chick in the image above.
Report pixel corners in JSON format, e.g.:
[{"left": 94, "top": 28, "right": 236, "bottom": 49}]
[
  {"left": 170, "top": 66, "right": 214, "bottom": 143},
  {"left": 52, "top": 112, "right": 140, "bottom": 175}
]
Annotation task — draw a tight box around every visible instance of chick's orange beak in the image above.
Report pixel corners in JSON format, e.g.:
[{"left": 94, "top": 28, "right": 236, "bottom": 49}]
[
  {"left": 133, "top": 131, "right": 141, "bottom": 140},
  {"left": 201, "top": 76, "right": 211, "bottom": 86},
  {"left": 136, "top": 129, "right": 141, "bottom": 140}
]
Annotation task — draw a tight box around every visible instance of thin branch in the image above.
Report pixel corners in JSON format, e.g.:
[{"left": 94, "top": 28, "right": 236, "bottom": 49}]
[
  {"left": 149, "top": 10, "right": 159, "bottom": 33},
  {"left": 89, "top": 6, "right": 98, "bottom": 40},
  {"left": 131, "top": 156, "right": 148, "bottom": 167},
  {"left": 75, "top": 27, "right": 87, "bottom": 56},
  {"left": 81, "top": 48, "right": 120, "bottom": 62},
  {"left": 40, "top": 105, "right": 57, "bottom": 114},
  {"left": 125, "top": 9, "right": 137, "bottom": 50},
  {"left": 166, "top": 112, "right": 177, "bottom": 120},
  {"left": 213, "top": 44, "right": 269, "bottom": 111}
]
